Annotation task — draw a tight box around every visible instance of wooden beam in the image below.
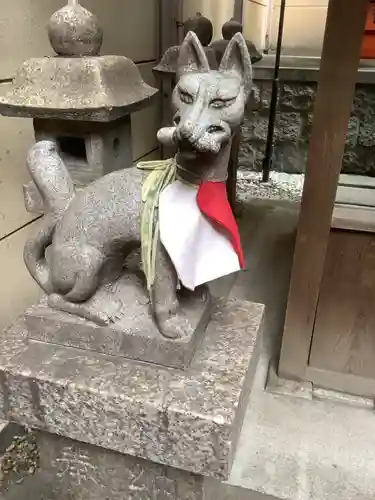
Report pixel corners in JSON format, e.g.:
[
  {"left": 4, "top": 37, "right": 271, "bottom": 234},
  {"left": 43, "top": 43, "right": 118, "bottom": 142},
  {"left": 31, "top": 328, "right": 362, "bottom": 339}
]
[
  {"left": 278, "top": 0, "right": 368, "bottom": 381},
  {"left": 306, "top": 366, "right": 375, "bottom": 399}
]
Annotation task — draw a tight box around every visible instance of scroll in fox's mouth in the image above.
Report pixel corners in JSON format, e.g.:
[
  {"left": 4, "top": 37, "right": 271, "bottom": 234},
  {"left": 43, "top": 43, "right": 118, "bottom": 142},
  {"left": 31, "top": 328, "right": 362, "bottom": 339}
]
[{"left": 157, "top": 126, "right": 230, "bottom": 156}]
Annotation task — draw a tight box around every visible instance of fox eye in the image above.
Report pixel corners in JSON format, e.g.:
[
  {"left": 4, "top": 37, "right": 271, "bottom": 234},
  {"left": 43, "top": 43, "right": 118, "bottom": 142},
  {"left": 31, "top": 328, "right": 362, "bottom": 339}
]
[
  {"left": 179, "top": 89, "right": 194, "bottom": 104},
  {"left": 210, "top": 98, "right": 235, "bottom": 108}
]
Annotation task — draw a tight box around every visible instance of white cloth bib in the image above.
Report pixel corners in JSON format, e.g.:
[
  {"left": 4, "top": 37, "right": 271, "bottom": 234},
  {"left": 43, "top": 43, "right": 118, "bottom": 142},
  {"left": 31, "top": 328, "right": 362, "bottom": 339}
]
[{"left": 159, "top": 179, "right": 241, "bottom": 290}]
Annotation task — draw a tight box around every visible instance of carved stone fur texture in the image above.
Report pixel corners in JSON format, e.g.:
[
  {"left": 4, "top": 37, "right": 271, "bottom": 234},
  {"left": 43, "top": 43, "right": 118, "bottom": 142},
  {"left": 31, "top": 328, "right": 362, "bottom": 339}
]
[{"left": 24, "top": 31, "right": 252, "bottom": 339}]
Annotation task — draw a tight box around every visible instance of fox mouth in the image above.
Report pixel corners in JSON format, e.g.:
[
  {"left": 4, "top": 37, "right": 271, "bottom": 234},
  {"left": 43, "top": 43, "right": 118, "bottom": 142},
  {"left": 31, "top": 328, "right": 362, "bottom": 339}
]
[
  {"left": 178, "top": 138, "right": 221, "bottom": 158},
  {"left": 157, "top": 126, "right": 229, "bottom": 155},
  {"left": 179, "top": 139, "right": 203, "bottom": 154}
]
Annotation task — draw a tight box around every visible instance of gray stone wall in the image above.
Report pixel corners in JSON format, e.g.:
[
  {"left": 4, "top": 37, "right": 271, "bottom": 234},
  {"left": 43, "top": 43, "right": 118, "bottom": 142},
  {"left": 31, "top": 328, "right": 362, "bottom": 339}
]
[{"left": 239, "top": 80, "right": 375, "bottom": 175}]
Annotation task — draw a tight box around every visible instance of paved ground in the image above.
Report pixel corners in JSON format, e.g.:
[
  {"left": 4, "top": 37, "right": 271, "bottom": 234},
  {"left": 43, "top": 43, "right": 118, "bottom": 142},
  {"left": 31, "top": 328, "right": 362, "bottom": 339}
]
[
  {"left": 237, "top": 171, "right": 303, "bottom": 204},
  {"left": 222, "top": 195, "right": 375, "bottom": 500}
]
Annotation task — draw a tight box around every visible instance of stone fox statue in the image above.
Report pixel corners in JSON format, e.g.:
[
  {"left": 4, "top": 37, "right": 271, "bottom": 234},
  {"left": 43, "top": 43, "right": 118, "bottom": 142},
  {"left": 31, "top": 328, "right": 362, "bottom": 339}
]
[{"left": 24, "top": 30, "right": 252, "bottom": 339}]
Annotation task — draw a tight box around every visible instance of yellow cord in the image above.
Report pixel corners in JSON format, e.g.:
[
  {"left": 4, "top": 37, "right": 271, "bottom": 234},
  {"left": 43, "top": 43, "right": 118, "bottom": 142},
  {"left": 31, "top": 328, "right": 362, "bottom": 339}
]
[{"left": 137, "top": 158, "right": 177, "bottom": 290}]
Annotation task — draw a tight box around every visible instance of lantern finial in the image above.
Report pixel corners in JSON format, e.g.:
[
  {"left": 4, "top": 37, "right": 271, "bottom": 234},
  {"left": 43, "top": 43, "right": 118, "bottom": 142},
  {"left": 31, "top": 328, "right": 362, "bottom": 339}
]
[{"left": 48, "top": 1, "right": 103, "bottom": 57}]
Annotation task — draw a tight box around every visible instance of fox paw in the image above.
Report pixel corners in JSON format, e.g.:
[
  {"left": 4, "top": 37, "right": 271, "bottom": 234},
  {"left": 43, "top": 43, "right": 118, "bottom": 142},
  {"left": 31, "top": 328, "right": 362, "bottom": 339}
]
[{"left": 156, "top": 311, "right": 194, "bottom": 340}]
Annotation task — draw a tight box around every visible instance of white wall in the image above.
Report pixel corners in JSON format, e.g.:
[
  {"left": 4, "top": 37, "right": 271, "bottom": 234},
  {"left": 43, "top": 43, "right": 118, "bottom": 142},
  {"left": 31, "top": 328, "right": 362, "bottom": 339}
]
[
  {"left": 243, "top": 0, "right": 269, "bottom": 50},
  {"left": 270, "top": 0, "right": 329, "bottom": 53},
  {"left": 183, "top": 0, "right": 328, "bottom": 54}
]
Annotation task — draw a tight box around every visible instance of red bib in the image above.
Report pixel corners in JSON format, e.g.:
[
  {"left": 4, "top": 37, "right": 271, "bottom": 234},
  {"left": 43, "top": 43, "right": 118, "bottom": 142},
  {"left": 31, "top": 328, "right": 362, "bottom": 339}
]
[{"left": 197, "top": 181, "right": 244, "bottom": 268}]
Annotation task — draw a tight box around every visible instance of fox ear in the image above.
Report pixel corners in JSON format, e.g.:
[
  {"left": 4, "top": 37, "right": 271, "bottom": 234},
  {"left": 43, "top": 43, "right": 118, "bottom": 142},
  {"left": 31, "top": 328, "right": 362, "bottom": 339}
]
[
  {"left": 177, "top": 31, "right": 210, "bottom": 78},
  {"left": 219, "top": 32, "right": 252, "bottom": 101}
]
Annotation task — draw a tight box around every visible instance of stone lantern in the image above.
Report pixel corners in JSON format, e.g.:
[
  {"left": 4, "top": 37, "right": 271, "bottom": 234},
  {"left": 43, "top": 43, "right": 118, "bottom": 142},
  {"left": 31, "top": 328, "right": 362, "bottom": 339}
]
[
  {"left": 0, "top": 0, "right": 158, "bottom": 213},
  {"left": 153, "top": 12, "right": 217, "bottom": 81},
  {"left": 210, "top": 17, "right": 263, "bottom": 66}
]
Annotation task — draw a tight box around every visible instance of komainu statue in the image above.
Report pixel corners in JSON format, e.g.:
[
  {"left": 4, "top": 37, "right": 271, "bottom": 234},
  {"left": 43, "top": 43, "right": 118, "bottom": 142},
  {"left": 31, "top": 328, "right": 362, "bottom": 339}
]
[{"left": 24, "top": 31, "right": 252, "bottom": 342}]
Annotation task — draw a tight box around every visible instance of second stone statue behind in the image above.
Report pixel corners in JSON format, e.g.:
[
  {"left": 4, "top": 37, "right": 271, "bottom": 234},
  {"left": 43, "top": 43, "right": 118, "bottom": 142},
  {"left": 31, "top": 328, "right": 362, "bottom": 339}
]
[{"left": 23, "top": 30, "right": 253, "bottom": 368}]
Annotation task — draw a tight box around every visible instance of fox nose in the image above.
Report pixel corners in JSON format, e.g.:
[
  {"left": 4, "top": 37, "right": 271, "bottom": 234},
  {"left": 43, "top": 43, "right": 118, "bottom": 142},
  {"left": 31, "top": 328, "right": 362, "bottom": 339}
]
[{"left": 176, "top": 120, "right": 203, "bottom": 144}]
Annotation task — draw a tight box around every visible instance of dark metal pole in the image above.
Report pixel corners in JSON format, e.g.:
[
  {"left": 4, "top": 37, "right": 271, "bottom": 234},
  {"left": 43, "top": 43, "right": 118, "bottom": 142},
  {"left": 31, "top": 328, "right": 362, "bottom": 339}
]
[
  {"left": 227, "top": 131, "right": 241, "bottom": 213},
  {"left": 261, "top": 0, "right": 286, "bottom": 182},
  {"left": 233, "top": 0, "right": 244, "bottom": 23},
  {"left": 226, "top": 0, "right": 244, "bottom": 210}
]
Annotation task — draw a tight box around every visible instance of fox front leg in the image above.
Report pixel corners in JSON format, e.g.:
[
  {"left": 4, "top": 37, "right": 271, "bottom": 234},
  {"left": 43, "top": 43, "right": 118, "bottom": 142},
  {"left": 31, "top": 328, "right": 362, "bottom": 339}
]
[{"left": 151, "top": 242, "right": 192, "bottom": 339}]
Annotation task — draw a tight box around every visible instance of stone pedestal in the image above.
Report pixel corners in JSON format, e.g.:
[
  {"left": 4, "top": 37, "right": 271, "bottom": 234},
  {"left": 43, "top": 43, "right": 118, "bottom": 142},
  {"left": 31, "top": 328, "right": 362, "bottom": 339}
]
[
  {"left": 0, "top": 299, "right": 263, "bottom": 499},
  {"left": 2, "top": 430, "right": 205, "bottom": 500}
]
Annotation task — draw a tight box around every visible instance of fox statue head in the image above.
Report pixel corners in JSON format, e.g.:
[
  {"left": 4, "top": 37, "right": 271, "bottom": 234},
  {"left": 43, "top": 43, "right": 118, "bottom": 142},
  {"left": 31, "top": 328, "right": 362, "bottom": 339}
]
[{"left": 157, "top": 30, "right": 252, "bottom": 180}]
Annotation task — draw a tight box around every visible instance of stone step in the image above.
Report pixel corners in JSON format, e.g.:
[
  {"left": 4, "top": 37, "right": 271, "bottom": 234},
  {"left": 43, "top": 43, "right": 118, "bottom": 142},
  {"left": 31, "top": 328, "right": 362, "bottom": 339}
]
[{"left": 204, "top": 480, "right": 279, "bottom": 500}]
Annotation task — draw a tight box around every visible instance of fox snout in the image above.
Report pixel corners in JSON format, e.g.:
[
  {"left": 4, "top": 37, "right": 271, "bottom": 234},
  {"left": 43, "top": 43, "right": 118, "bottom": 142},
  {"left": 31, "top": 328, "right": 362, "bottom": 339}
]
[
  {"left": 157, "top": 119, "right": 231, "bottom": 154},
  {"left": 175, "top": 118, "right": 231, "bottom": 154}
]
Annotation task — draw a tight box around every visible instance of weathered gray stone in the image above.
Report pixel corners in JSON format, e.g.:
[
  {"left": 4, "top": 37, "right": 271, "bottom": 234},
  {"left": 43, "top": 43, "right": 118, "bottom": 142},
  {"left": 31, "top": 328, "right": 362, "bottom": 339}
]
[
  {"left": 359, "top": 121, "right": 375, "bottom": 147},
  {"left": 274, "top": 143, "right": 307, "bottom": 173},
  {"left": 239, "top": 78, "right": 375, "bottom": 175},
  {"left": 0, "top": 57, "right": 157, "bottom": 122},
  {"left": 0, "top": 1, "right": 157, "bottom": 122},
  {"left": 153, "top": 45, "right": 218, "bottom": 77},
  {"left": 0, "top": 27, "right": 263, "bottom": 500},
  {"left": 48, "top": 3, "right": 103, "bottom": 57},
  {"left": 260, "top": 82, "right": 272, "bottom": 109},
  {"left": 352, "top": 86, "right": 375, "bottom": 121},
  {"left": 0, "top": 425, "right": 40, "bottom": 494},
  {"left": 153, "top": 14, "right": 217, "bottom": 161},
  {"left": 23, "top": 32, "right": 253, "bottom": 340},
  {"left": 24, "top": 276, "right": 212, "bottom": 369},
  {"left": 1, "top": 430, "right": 204, "bottom": 500},
  {"left": 275, "top": 113, "right": 302, "bottom": 142},
  {"left": 238, "top": 140, "right": 265, "bottom": 171},
  {"left": 0, "top": 299, "right": 264, "bottom": 479},
  {"left": 34, "top": 116, "right": 134, "bottom": 186},
  {"left": 24, "top": 115, "right": 135, "bottom": 213},
  {"left": 23, "top": 181, "right": 43, "bottom": 214},
  {"left": 204, "top": 480, "right": 273, "bottom": 500},
  {"left": 247, "top": 84, "right": 261, "bottom": 112},
  {"left": 281, "top": 83, "right": 316, "bottom": 110},
  {"left": 242, "top": 112, "right": 302, "bottom": 145},
  {"left": 345, "top": 116, "right": 360, "bottom": 147},
  {"left": 38, "top": 432, "right": 204, "bottom": 500},
  {"left": 342, "top": 150, "right": 366, "bottom": 176},
  {"left": 154, "top": 45, "right": 217, "bottom": 76},
  {"left": 243, "top": 114, "right": 269, "bottom": 142},
  {"left": 0, "top": 1, "right": 159, "bottom": 216}
]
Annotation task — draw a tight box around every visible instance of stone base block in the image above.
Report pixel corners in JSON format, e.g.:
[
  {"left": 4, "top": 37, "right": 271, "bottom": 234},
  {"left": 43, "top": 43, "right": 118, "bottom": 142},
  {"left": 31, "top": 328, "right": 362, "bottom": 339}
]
[
  {"left": 0, "top": 423, "right": 256, "bottom": 500},
  {"left": 0, "top": 299, "right": 264, "bottom": 480},
  {"left": 24, "top": 272, "right": 212, "bottom": 370},
  {"left": 1, "top": 430, "right": 204, "bottom": 500}
]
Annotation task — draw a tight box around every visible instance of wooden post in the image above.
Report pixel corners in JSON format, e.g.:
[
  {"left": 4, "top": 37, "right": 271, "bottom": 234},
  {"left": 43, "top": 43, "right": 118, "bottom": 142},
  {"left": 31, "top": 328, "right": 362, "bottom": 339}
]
[{"left": 278, "top": 0, "right": 368, "bottom": 381}]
